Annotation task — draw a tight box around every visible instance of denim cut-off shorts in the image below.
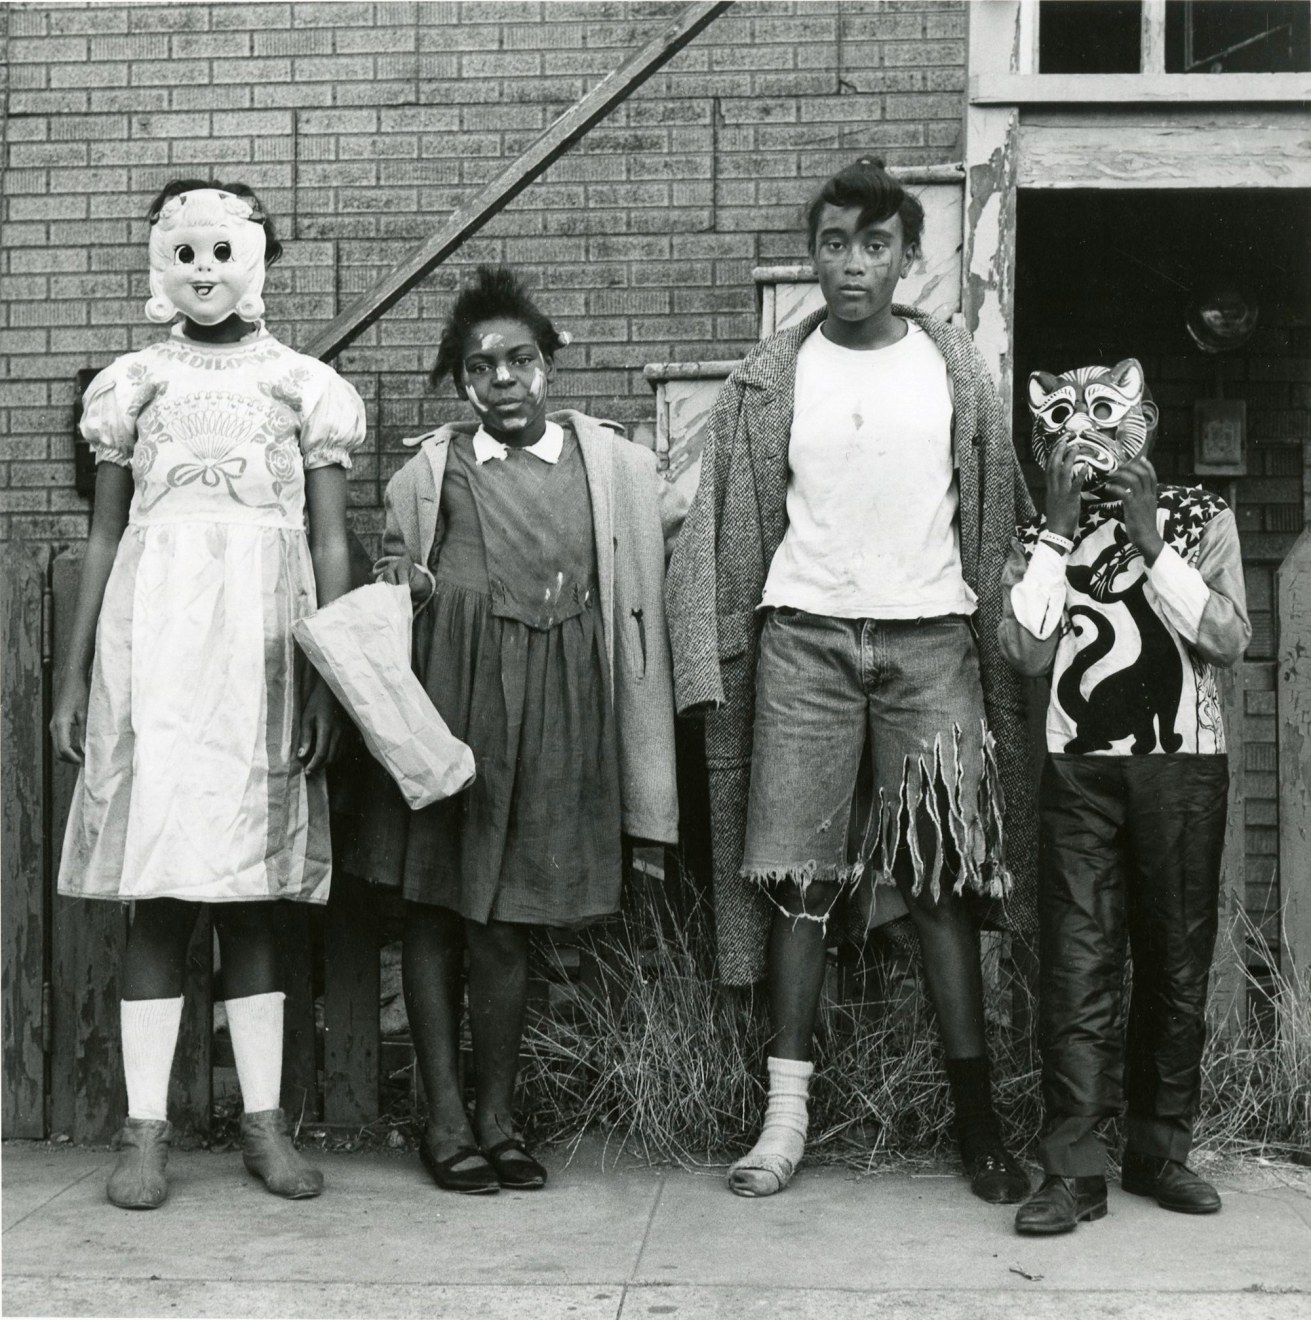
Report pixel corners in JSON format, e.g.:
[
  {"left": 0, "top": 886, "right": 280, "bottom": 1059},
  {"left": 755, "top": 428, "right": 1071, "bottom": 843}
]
[{"left": 740, "top": 608, "right": 1010, "bottom": 907}]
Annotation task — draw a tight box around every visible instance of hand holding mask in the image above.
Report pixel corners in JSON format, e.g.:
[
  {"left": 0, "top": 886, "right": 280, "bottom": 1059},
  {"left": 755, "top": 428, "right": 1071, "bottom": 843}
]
[{"left": 1027, "top": 358, "right": 1159, "bottom": 499}]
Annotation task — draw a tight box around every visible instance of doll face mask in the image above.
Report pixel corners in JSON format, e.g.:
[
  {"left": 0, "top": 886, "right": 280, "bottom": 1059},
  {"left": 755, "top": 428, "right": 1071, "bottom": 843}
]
[
  {"left": 1027, "top": 358, "right": 1159, "bottom": 497},
  {"left": 146, "top": 189, "right": 267, "bottom": 327}
]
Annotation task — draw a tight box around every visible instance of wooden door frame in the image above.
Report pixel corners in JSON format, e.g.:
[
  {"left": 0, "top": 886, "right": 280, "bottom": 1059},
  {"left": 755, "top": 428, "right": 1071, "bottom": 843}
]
[{"left": 962, "top": 0, "right": 1311, "bottom": 983}]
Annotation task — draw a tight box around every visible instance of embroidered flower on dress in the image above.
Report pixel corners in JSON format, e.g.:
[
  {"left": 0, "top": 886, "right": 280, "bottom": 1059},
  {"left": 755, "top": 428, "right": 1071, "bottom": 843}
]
[
  {"left": 265, "top": 439, "right": 299, "bottom": 488},
  {"left": 132, "top": 436, "right": 158, "bottom": 481}
]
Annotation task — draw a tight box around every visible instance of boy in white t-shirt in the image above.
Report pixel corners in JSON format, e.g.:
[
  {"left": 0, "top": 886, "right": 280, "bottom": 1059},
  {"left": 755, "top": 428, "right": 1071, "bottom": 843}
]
[{"left": 668, "top": 158, "right": 1036, "bottom": 1203}]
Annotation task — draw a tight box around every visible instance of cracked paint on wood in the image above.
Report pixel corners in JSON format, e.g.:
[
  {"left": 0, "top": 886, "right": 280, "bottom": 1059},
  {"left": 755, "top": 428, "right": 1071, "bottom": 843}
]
[
  {"left": 963, "top": 105, "right": 1019, "bottom": 408},
  {"left": 1018, "top": 110, "right": 1311, "bottom": 190}
]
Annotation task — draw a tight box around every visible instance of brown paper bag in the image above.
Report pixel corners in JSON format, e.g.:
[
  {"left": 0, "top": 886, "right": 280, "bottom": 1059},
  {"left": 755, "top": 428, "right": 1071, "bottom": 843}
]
[{"left": 293, "top": 582, "right": 475, "bottom": 810}]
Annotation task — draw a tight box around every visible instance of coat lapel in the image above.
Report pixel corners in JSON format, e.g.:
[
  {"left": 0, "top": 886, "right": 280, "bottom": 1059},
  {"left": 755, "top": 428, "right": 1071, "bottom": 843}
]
[
  {"left": 738, "top": 311, "right": 821, "bottom": 560},
  {"left": 907, "top": 313, "right": 983, "bottom": 589},
  {"left": 569, "top": 412, "right": 616, "bottom": 692},
  {"left": 416, "top": 434, "right": 450, "bottom": 567}
]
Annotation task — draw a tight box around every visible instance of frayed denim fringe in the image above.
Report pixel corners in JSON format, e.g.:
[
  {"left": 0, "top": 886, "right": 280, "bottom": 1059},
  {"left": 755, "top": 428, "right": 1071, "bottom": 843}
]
[{"left": 740, "top": 719, "right": 1012, "bottom": 930}]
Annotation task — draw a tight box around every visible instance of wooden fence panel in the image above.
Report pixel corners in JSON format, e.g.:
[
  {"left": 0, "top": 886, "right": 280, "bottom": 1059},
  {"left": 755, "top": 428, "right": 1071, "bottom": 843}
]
[
  {"left": 2, "top": 545, "right": 50, "bottom": 1138},
  {"left": 167, "top": 913, "right": 212, "bottom": 1139},
  {"left": 48, "top": 549, "right": 126, "bottom": 1144},
  {"left": 322, "top": 875, "right": 379, "bottom": 1126},
  {"left": 1211, "top": 664, "right": 1247, "bottom": 1040},
  {"left": 1278, "top": 528, "right": 1311, "bottom": 972},
  {"left": 277, "top": 903, "right": 320, "bottom": 1122}
]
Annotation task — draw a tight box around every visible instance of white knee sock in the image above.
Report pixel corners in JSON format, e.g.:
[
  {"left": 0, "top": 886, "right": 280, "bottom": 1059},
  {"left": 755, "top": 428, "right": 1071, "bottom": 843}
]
[
  {"left": 121, "top": 996, "right": 184, "bottom": 1123},
  {"left": 225, "top": 991, "right": 285, "bottom": 1115},
  {"left": 730, "top": 1056, "right": 814, "bottom": 1194}
]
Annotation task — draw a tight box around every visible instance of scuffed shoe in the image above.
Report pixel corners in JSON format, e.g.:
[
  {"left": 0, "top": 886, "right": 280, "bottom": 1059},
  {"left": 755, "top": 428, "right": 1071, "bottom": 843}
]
[
  {"left": 728, "top": 1149, "right": 797, "bottom": 1198},
  {"left": 107, "top": 1117, "right": 172, "bottom": 1210},
  {"left": 1014, "top": 1173, "right": 1108, "bottom": 1235},
  {"left": 240, "top": 1108, "right": 323, "bottom": 1199},
  {"left": 965, "top": 1143, "right": 1032, "bottom": 1204},
  {"left": 1121, "top": 1153, "right": 1221, "bottom": 1214}
]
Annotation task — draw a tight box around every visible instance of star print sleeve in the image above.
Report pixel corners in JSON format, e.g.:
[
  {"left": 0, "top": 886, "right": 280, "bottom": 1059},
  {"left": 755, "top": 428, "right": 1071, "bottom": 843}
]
[
  {"left": 998, "top": 538, "right": 1062, "bottom": 676},
  {"left": 1147, "top": 507, "right": 1250, "bottom": 667}
]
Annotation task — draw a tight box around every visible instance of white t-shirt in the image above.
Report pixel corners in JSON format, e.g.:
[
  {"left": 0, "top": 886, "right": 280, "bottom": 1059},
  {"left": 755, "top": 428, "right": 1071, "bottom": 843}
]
[{"left": 761, "top": 322, "right": 977, "bottom": 619}]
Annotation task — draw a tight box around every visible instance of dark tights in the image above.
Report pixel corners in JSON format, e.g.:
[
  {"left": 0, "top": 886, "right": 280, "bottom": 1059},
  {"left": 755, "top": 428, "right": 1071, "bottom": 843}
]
[
  {"left": 120, "top": 898, "right": 281, "bottom": 1002},
  {"left": 403, "top": 901, "right": 530, "bottom": 1166}
]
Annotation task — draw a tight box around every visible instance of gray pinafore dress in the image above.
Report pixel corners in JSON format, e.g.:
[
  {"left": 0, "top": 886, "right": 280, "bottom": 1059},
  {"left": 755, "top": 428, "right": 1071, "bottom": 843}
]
[{"left": 400, "top": 428, "right": 623, "bottom": 925}]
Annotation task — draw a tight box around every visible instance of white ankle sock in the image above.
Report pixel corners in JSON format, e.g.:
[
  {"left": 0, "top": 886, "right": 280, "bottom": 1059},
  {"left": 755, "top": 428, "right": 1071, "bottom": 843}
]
[
  {"left": 225, "top": 991, "right": 285, "bottom": 1114},
  {"left": 730, "top": 1056, "right": 814, "bottom": 1193},
  {"left": 121, "top": 996, "right": 184, "bottom": 1122}
]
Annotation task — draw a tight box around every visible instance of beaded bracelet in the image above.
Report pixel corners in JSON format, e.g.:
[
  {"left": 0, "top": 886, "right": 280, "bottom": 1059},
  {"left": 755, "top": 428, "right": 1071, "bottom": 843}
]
[{"left": 1038, "top": 530, "right": 1075, "bottom": 555}]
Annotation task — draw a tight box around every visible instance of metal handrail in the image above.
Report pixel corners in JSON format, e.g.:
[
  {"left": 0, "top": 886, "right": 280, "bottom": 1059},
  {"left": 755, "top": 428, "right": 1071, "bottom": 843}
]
[{"left": 302, "top": 0, "right": 734, "bottom": 362}]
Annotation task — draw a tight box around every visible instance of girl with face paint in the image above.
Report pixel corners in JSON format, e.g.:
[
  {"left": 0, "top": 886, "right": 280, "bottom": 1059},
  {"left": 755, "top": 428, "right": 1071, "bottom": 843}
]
[
  {"left": 349, "top": 265, "right": 678, "bottom": 1194},
  {"left": 50, "top": 180, "right": 366, "bottom": 1210}
]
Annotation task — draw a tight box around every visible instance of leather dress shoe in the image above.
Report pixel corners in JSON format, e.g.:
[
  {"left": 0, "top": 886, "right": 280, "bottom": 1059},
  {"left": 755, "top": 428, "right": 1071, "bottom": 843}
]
[
  {"left": 1121, "top": 1153, "right": 1221, "bottom": 1214},
  {"left": 965, "top": 1144, "right": 1031, "bottom": 1204},
  {"left": 1014, "top": 1173, "right": 1108, "bottom": 1235}
]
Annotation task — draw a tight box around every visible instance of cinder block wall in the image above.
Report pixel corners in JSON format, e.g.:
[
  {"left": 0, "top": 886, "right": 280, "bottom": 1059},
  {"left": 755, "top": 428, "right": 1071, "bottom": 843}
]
[{"left": 0, "top": 0, "right": 967, "bottom": 542}]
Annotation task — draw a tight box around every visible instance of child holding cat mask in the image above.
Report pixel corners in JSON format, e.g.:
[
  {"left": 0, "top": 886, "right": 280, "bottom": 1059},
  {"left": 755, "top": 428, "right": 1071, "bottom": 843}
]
[{"left": 999, "top": 358, "right": 1250, "bottom": 1235}]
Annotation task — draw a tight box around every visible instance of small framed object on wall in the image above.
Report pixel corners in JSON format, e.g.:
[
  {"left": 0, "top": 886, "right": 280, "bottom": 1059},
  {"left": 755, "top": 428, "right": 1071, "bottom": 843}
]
[{"left": 1193, "top": 398, "right": 1246, "bottom": 476}]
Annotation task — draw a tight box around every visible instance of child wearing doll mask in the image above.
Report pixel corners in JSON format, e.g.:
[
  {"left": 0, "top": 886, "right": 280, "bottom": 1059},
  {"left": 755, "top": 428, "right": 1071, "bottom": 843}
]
[{"left": 51, "top": 181, "right": 366, "bottom": 1209}]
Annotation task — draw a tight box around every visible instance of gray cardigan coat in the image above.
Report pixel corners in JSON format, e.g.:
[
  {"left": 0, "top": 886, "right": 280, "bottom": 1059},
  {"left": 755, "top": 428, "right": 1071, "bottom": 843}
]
[
  {"left": 378, "top": 410, "right": 679, "bottom": 847},
  {"left": 665, "top": 308, "right": 1037, "bottom": 985}
]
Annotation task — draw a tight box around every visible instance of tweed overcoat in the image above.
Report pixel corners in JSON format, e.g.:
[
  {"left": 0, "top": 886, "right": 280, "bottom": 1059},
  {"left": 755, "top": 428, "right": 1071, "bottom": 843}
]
[
  {"left": 365, "top": 410, "right": 678, "bottom": 861},
  {"left": 665, "top": 307, "right": 1038, "bottom": 985}
]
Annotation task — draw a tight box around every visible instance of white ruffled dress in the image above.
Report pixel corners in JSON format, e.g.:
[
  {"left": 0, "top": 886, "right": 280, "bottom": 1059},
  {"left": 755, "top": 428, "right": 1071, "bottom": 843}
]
[{"left": 58, "top": 325, "right": 366, "bottom": 905}]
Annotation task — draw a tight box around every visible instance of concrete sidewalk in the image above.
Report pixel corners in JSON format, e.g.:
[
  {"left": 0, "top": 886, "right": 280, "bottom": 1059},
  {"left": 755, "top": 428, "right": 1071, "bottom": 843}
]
[{"left": 3, "top": 1139, "right": 1309, "bottom": 1318}]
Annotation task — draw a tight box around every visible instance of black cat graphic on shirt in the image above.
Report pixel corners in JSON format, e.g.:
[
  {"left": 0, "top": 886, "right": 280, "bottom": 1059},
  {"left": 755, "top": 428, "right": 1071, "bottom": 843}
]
[
  {"left": 1058, "top": 524, "right": 1183, "bottom": 754},
  {"left": 1017, "top": 485, "right": 1228, "bottom": 757}
]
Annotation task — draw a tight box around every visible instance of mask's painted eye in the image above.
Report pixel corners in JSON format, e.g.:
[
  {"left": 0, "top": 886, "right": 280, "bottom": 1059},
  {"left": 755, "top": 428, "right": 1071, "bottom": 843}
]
[
  {"left": 1047, "top": 403, "right": 1072, "bottom": 425},
  {"left": 213, "top": 241, "right": 232, "bottom": 262},
  {"left": 175, "top": 244, "right": 194, "bottom": 264},
  {"left": 1091, "top": 400, "right": 1115, "bottom": 422}
]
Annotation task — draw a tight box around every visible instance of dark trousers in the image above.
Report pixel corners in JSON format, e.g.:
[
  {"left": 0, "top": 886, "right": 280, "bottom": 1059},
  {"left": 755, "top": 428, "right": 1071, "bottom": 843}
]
[{"left": 1036, "top": 754, "right": 1228, "bottom": 1177}]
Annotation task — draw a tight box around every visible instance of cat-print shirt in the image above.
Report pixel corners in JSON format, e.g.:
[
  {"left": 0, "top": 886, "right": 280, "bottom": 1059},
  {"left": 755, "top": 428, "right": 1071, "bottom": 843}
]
[{"left": 998, "top": 486, "right": 1250, "bottom": 755}]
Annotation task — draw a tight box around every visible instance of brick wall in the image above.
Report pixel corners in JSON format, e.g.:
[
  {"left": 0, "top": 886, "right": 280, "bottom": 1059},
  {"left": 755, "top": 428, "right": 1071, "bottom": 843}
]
[{"left": 0, "top": 0, "right": 968, "bottom": 543}]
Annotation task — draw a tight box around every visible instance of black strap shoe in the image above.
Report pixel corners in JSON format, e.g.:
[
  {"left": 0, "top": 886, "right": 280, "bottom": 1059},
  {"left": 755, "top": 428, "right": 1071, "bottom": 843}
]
[
  {"left": 483, "top": 1136, "right": 547, "bottom": 1190},
  {"left": 419, "top": 1132, "right": 499, "bottom": 1195},
  {"left": 1121, "top": 1154, "right": 1221, "bottom": 1214},
  {"left": 966, "top": 1144, "right": 1032, "bottom": 1204},
  {"left": 1014, "top": 1173, "right": 1108, "bottom": 1235}
]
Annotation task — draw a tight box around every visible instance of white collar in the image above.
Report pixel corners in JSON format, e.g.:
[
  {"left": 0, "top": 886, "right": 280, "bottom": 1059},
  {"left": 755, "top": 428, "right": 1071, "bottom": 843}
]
[{"left": 472, "top": 421, "right": 564, "bottom": 466}]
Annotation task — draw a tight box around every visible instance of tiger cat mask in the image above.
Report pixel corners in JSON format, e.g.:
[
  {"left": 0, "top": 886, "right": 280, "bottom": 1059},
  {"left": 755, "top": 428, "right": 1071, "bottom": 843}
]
[{"left": 1027, "top": 358, "right": 1159, "bottom": 497}]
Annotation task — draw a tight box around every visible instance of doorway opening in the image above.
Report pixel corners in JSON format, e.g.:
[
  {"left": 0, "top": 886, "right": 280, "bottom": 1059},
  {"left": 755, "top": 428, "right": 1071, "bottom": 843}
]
[{"left": 1014, "top": 187, "right": 1310, "bottom": 661}]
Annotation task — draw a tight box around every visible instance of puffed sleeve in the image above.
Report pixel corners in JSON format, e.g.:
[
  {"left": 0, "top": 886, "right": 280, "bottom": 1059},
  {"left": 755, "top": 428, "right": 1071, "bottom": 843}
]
[
  {"left": 298, "top": 364, "right": 367, "bottom": 470},
  {"left": 79, "top": 354, "right": 152, "bottom": 468}
]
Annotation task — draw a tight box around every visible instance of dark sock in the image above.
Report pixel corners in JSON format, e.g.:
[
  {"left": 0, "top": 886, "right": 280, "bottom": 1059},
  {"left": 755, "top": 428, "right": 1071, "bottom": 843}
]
[{"left": 946, "top": 1055, "right": 1001, "bottom": 1161}]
